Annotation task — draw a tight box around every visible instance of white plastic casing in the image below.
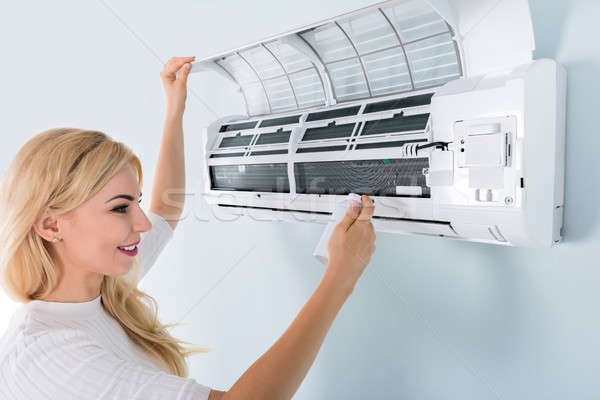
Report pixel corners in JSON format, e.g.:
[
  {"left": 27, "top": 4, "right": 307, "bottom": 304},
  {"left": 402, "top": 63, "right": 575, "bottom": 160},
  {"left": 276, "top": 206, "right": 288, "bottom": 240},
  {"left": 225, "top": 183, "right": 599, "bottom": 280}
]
[{"left": 195, "top": 0, "right": 567, "bottom": 247}]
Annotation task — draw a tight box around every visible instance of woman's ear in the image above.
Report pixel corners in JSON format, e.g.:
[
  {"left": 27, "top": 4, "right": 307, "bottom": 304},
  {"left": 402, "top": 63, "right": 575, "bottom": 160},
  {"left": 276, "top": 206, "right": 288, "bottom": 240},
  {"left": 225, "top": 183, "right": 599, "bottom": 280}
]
[{"left": 33, "top": 208, "right": 61, "bottom": 242}]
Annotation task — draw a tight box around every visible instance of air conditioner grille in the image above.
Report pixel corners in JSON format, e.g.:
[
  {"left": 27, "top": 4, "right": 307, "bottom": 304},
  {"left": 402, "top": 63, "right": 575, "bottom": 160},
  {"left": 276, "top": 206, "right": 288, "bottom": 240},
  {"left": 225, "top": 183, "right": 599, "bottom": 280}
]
[
  {"left": 219, "top": 134, "right": 254, "bottom": 148},
  {"left": 220, "top": 121, "right": 258, "bottom": 132},
  {"left": 250, "top": 149, "right": 289, "bottom": 156},
  {"left": 259, "top": 115, "right": 301, "bottom": 128},
  {"left": 364, "top": 93, "right": 433, "bottom": 113},
  {"left": 296, "top": 145, "right": 347, "bottom": 153},
  {"left": 362, "top": 113, "right": 429, "bottom": 136},
  {"left": 256, "top": 130, "right": 291, "bottom": 145},
  {"left": 294, "top": 158, "right": 429, "bottom": 197},
  {"left": 210, "top": 163, "right": 290, "bottom": 193},
  {"left": 306, "top": 106, "right": 361, "bottom": 122},
  {"left": 210, "top": 152, "right": 245, "bottom": 159},
  {"left": 302, "top": 122, "right": 356, "bottom": 141}
]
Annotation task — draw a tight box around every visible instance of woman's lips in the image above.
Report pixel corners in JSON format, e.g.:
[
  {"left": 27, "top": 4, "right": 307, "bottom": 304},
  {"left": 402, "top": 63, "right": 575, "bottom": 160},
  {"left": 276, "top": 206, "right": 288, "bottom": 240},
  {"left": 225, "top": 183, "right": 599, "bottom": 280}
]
[{"left": 117, "top": 246, "right": 138, "bottom": 256}]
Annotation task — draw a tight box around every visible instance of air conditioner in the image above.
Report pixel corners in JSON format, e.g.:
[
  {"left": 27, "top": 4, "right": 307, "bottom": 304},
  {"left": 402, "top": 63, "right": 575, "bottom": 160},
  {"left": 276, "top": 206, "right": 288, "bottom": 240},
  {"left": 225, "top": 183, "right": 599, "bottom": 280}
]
[{"left": 191, "top": 0, "right": 566, "bottom": 247}]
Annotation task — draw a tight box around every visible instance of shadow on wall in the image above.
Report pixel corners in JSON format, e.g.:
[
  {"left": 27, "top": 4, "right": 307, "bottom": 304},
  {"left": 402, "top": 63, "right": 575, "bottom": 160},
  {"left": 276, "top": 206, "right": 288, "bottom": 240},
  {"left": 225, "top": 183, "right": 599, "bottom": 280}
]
[
  {"left": 530, "top": 0, "right": 600, "bottom": 242},
  {"left": 560, "top": 59, "right": 600, "bottom": 243},
  {"left": 529, "top": 0, "right": 570, "bottom": 60}
]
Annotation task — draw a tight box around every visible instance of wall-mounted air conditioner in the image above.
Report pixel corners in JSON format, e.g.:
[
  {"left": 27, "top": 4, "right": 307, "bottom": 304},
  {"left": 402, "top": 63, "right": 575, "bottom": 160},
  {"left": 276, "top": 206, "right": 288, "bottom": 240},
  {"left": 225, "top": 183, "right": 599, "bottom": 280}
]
[{"left": 191, "top": 0, "right": 566, "bottom": 247}]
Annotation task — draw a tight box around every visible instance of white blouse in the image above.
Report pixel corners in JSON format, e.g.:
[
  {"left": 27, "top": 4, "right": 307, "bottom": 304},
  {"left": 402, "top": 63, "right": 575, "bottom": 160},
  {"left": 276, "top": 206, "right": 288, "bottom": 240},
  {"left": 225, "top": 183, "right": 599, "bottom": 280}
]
[{"left": 0, "top": 211, "right": 212, "bottom": 400}]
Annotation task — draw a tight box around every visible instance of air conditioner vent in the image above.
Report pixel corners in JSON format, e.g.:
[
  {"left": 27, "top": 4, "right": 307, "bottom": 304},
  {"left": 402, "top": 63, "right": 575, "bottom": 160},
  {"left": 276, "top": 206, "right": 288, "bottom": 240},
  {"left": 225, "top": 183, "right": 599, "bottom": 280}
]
[
  {"left": 259, "top": 115, "right": 301, "bottom": 127},
  {"left": 219, "top": 134, "right": 254, "bottom": 148},
  {"left": 296, "top": 145, "right": 347, "bottom": 153},
  {"left": 294, "top": 158, "right": 429, "bottom": 197},
  {"left": 219, "top": 121, "right": 258, "bottom": 132},
  {"left": 302, "top": 122, "right": 356, "bottom": 141},
  {"left": 256, "top": 129, "right": 291, "bottom": 145},
  {"left": 364, "top": 93, "right": 433, "bottom": 113},
  {"left": 306, "top": 106, "right": 361, "bottom": 122},
  {"left": 362, "top": 113, "right": 429, "bottom": 136},
  {"left": 250, "top": 149, "right": 289, "bottom": 156},
  {"left": 210, "top": 163, "right": 289, "bottom": 193},
  {"left": 210, "top": 152, "right": 245, "bottom": 159}
]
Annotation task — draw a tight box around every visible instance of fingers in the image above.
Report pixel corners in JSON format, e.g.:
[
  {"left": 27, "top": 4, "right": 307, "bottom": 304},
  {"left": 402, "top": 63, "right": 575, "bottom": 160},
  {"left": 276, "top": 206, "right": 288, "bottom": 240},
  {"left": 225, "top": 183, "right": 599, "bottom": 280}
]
[
  {"left": 338, "top": 200, "right": 362, "bottom": 232},
  {"left": 356, "top": 195, "right": 375, "bottom": 222},
  {"left": 337, "top": 194, "right": 375, "bottom": 231},
  {"left": 177, "top": 61, "right": 192, "bottom": 84},
  {"left": 160, "top": 56, "right": 195, "bottom": 80}
]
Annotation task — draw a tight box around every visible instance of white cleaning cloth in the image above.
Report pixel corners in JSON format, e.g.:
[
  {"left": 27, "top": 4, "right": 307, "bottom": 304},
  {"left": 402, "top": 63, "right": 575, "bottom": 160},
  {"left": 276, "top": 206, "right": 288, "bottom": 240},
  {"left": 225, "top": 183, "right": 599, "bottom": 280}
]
[{"left": 313, "top": 193, "right": 362, "bottom": 265}]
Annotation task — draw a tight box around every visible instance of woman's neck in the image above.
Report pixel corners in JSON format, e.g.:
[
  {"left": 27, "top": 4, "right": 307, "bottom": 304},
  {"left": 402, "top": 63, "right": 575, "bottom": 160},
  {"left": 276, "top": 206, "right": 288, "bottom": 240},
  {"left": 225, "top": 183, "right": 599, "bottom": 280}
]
[{"left": 41, "top": 263, "right": 104, "bottom": 303}]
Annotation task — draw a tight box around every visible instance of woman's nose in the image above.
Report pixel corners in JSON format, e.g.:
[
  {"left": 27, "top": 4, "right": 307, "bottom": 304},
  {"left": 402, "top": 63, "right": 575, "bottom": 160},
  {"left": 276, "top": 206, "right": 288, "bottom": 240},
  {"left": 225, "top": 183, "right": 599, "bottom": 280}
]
[{"left": 135, "top": 207, "right": 153, "bottom": 233}]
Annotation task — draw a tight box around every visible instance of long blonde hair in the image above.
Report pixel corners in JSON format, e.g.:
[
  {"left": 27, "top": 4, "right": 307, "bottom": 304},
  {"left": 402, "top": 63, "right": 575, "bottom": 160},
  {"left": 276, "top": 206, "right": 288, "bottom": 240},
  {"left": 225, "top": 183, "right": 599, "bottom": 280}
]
[{"left": 0, "top": 128, "right": 205, "bottom": 377}]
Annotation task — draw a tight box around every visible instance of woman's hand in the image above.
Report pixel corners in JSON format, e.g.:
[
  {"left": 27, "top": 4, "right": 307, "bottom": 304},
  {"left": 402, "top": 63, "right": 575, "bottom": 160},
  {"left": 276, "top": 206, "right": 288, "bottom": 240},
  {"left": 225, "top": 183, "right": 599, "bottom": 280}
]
[
  {"left": 159, "top": 56, "right": 195, "bottom": 118},
  {"left": 326, "top": 195, "right": 376, "bottom": 292}
]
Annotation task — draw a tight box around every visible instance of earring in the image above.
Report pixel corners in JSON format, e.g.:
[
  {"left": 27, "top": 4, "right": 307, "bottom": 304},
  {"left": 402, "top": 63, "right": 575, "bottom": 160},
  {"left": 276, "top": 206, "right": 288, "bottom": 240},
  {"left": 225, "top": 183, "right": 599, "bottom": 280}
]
[{"left": 51, "top": 237, "right": 62, "bottom": 243}]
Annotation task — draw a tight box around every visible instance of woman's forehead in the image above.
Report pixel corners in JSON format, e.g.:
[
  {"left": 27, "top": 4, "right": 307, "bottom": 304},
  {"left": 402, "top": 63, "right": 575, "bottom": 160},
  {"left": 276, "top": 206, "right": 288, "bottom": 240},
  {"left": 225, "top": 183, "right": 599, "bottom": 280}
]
[{"left": 96, "top": 166, "right": 141, "bottom": 202}]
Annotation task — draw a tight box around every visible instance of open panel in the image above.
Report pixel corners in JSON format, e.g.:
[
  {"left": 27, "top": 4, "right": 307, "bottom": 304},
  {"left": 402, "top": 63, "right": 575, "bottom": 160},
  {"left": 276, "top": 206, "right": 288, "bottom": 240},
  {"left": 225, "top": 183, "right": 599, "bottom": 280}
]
[{"left": 201, "top": 0, "right": 462, "bottom": 117}]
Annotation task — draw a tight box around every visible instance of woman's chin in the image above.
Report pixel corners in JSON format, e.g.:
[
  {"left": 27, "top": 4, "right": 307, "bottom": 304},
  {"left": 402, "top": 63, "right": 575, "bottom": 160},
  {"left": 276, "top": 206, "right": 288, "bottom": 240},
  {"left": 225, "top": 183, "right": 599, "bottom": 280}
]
[{"left": 107, "top": 261, "right": 134, "bottom": 276}]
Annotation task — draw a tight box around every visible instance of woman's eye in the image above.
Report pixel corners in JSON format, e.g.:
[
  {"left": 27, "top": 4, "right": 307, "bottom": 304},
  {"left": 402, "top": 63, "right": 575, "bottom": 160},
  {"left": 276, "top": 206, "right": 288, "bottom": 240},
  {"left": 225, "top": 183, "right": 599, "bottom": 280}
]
[{"left": 112, "top": 205, "right": 129, "bottom": 213}]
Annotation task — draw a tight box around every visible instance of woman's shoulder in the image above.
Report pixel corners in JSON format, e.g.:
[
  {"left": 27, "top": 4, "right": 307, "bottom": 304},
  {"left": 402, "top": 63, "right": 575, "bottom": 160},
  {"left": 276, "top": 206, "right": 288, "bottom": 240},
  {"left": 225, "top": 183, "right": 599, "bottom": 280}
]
[
  {"left": 2, "top": 307, "right": 104, "bottom": 379},
  {"left": 1, "top": 305, "right": 213, "bottom": 400},
  {"left": 2, "top": 305, "right": 84, "bottom": 350},
  {"left": 1, "top": 301, "right": 97, "bottom": 361},
  {"left": 0, "top": 307, "right": 87, "bottom": 394},
  {"left": 0, "top": 307, "right": 116, "bottom": 400}
]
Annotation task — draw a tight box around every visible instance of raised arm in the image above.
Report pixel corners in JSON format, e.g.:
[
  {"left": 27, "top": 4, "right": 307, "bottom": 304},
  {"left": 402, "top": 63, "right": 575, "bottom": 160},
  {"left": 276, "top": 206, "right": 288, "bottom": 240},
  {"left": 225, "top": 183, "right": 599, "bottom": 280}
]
[
  {"left": 149, "top": 56, "right": 195, "bottom": 231},
  {"left": 220, "top": 195, "right": 376, "bottom": 399},
  {"left": 150, "top": 57, "right": 377, "bottom": 399}
]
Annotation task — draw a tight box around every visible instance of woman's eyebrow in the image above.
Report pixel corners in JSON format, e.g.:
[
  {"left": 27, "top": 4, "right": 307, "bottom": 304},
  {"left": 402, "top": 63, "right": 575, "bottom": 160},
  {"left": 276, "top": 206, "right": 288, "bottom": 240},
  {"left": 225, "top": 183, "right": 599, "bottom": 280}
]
[{"left": 105, "top": 192, "right": 142, "bottom": 203}]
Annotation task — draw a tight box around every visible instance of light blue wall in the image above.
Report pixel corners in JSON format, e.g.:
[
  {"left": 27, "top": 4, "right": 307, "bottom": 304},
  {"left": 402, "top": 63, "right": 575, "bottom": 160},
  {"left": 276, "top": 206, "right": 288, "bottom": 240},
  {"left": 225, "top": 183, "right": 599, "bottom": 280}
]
[{"left": 1, "top": 0, "right": 598, "bottom": 398}]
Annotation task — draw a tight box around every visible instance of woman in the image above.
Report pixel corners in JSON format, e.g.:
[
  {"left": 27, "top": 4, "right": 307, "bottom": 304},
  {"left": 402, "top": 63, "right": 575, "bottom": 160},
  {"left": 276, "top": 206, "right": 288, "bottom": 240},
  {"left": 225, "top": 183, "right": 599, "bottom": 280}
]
[{"left": 0, "top": 56, "right": 376, "bottom": 399}]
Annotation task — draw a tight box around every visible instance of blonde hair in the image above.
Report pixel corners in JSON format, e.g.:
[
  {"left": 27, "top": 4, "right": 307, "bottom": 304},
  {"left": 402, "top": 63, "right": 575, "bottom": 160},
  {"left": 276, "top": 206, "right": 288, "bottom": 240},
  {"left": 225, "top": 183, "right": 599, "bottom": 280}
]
[{"left": 0, "top": 128, "right": 205, "bottom": 377}]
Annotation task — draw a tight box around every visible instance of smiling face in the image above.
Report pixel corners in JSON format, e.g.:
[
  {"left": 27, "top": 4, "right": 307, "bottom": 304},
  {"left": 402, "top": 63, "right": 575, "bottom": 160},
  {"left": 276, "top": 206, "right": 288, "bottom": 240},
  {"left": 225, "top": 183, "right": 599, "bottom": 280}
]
[{"left": 41, "top": 164, "right": 152, "bottom": 277}]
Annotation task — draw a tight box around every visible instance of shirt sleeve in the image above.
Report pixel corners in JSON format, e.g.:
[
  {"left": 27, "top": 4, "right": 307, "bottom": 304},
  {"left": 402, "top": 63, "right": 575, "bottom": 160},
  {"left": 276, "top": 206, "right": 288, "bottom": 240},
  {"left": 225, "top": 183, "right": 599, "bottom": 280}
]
[
  {"left": 136, "top": 211, "right": 174, "bottom": 281},
  {"left": 5, "top": 328, "right": 212, "bottom": 400}
]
